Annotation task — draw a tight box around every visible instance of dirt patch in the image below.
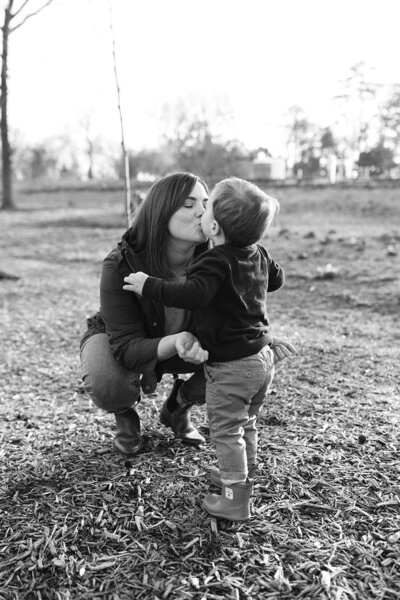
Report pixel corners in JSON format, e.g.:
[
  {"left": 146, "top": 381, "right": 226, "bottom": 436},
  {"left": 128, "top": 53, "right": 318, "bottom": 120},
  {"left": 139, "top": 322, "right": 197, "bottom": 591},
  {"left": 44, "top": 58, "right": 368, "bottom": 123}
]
[{"left": 0, "top": 187, "right": 399, "bottom": 599}]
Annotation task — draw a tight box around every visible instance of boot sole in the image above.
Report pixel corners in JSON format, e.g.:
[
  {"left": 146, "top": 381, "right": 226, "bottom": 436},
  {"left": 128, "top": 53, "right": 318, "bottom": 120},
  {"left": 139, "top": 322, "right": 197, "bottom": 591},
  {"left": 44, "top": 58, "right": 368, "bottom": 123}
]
[
  {"left": 114, "top": 440, "right": 142, "bottom": 456},
  {"left": 159, "top": 412, "right": 205, "bottom": 446},
  {"left": 202, "top": 500, "right": 251, "bottom": 521}
]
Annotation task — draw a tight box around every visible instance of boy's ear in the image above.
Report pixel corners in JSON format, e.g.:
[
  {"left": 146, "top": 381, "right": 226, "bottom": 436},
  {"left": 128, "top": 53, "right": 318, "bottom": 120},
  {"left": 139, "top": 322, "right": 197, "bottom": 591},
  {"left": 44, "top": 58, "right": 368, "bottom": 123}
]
[{"left": 211, "top": 220, "right": 220, "bottom": 235}]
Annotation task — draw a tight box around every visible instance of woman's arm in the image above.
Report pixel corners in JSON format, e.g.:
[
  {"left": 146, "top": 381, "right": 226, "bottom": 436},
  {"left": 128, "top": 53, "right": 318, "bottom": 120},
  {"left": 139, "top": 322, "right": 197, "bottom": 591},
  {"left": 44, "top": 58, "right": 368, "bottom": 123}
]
[
  {"left": 158, "top": 331, "right": 208, "bottom": 363},
  {"left": 100, "top": 252, "right": 161, "bottom": 372}
]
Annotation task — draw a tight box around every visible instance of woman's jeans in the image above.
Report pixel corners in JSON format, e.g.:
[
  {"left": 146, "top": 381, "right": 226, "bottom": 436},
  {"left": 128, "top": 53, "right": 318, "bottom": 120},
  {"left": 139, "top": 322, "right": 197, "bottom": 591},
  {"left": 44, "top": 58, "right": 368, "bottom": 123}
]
[
  {"left": 204, "top": 347, "right": 275, "bottom": 485},
  {"left": 80, "top": 333, "right": 206, "bottom": 414}
]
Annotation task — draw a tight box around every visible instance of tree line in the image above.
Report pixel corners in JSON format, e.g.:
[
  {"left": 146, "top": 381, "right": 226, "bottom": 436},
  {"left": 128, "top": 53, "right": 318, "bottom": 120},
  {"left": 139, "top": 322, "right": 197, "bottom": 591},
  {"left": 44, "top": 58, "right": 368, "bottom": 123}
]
[
  {"left": 1, "top": 2, "right": 400, "bottom": 210},
  {"left": 10, "top": 73, "right": 400, "bottom": 189}
]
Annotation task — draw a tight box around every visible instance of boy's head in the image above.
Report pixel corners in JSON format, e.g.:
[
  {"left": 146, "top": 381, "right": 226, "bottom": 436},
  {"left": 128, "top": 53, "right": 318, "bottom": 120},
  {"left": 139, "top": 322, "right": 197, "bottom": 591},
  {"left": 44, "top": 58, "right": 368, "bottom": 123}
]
[{"left": 202, "top": 177, "right": 279, "bottom": 247}]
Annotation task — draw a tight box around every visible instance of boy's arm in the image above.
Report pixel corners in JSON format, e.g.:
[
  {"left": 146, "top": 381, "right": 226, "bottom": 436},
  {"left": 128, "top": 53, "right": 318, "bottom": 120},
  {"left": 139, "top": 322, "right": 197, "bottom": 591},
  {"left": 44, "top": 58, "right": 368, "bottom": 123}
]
[
  {"left": 267, "top": 257, "right": 285, "bottom": 292},
  {"left": 123, "top": 254, "right": 227, "bottom": 310},
  {"left": 259, "top": 246, "right": 284, "bottom": 292}
]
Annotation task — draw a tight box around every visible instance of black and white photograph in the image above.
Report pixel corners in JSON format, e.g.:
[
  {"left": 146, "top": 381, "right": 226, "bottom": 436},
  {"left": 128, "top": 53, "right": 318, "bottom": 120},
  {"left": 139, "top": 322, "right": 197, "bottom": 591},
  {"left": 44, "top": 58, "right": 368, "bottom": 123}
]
[{"left": 1, "top": 1, "right": 399, "bottom": 598}]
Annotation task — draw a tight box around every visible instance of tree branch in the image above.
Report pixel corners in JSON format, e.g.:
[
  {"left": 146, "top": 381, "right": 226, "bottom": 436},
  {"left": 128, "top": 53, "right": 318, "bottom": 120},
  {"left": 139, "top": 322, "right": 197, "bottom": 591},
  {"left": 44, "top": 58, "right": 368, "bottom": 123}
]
[
  {"left": 10, "top": 0, "right": 53, "bottom": 33},
  {"left": 109, "top": 1, "right": 132, "bottom": 225},
  {"left": 11, "top": 0, "right": 30, "bottom": 20}
]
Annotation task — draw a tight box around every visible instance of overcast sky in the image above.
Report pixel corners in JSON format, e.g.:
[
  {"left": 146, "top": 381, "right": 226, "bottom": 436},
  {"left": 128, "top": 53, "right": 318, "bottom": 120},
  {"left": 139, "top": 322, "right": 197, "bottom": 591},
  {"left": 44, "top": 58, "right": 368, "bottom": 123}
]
[{"left": 6, "top": 0, "right": 400, "bottom": 154}]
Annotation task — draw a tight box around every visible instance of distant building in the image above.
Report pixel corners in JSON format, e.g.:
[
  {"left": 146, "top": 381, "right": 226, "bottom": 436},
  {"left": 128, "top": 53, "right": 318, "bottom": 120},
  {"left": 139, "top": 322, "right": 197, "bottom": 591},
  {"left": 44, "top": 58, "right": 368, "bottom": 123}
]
[{"left": 240, "top": 149, "right": 286, "bottom": 181}]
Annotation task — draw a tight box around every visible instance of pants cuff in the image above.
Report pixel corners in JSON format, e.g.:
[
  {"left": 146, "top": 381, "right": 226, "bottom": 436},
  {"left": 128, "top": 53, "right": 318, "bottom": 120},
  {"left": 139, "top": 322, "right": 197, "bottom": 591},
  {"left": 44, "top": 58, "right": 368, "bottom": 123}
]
[{"left": 220, "top": 472, "right": 248, "bottom": 485}]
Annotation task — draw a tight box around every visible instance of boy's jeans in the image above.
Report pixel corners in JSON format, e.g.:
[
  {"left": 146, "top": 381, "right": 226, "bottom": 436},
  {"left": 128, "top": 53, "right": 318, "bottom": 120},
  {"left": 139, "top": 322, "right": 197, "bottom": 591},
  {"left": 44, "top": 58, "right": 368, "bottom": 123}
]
[{"left": 204, "top": 347, "right": 275, "bottom": 485}]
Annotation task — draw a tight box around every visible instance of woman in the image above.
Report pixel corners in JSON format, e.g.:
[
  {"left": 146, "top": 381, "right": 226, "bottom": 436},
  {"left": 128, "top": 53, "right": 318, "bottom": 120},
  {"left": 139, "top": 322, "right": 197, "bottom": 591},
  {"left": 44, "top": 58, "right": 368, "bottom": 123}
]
[{"left": 80, "top": 172, "right": 210, "bottom": 456}]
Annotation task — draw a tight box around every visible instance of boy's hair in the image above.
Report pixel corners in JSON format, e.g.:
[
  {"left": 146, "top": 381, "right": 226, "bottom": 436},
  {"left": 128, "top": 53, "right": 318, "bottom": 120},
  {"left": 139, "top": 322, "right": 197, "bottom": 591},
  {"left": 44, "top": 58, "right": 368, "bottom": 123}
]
[{"left": 212, "top": 177, "right": 279, "bottom": 247}]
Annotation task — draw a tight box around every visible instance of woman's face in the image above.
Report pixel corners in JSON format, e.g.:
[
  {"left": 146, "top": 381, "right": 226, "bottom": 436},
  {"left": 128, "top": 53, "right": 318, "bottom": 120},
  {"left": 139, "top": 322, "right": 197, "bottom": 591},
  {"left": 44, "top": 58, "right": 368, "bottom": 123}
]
[{"left": 167, "top": 181, "right": 208, "bottom": 245}]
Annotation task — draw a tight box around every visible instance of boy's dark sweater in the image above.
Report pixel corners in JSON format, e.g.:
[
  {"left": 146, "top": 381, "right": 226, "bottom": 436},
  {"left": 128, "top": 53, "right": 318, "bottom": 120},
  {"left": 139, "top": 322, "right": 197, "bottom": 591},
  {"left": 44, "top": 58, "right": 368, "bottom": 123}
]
[{"left": 142, "top": 244, "right": 284, "bottom": 363}]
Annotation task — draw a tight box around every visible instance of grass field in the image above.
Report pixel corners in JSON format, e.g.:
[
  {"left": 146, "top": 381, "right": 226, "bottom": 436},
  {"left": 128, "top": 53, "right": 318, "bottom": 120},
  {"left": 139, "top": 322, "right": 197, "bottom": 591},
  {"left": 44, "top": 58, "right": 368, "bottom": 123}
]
[{"left": 0, "top": 185, "right": 399, "bottom": 600}]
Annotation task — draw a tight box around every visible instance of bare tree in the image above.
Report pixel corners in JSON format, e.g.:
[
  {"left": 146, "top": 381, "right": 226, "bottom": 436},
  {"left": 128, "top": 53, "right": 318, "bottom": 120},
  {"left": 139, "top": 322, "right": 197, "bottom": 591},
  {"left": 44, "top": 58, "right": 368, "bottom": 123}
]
[
  {"left": 1, "top": 0, "right": 53, "bottom": 210},
  {"left": 285, "top": 105, "right": 315, "bottom": 162},
  {"left": 379, "top": 84, "right": 400, "bottom": 155},
  {"left": 108, "top": 3, "right": 133, "bottom": 226},
  {"left": 78, "top": 113, "right": 104, "bottom": 181},
  {"left": 160, "top": 95, "right": 234, "bottom": 168},
  {"left": 335, "top": 61, "right": 380, "bottom": 155}
]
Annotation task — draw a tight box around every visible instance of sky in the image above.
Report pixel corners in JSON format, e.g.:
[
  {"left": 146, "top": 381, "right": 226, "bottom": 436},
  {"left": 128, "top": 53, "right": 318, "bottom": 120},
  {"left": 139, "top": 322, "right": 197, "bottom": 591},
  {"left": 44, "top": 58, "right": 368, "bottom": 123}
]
[{"left": 5, "top": 0, "right": 400, "bottom": 155}]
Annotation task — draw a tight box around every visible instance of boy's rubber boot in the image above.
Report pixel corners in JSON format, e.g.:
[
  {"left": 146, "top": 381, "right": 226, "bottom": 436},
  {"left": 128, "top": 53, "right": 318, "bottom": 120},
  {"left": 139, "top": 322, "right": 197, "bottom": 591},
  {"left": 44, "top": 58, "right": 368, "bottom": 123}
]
[
  {"left": 209, "top": 464, "right": 257, "bottom": 488},
  {"left": 114, "top": 406, "right": 142, "bottom": 456},
  {"left": 203, "top": 480, "right": 252, "bottom": 521},
  {"left": 160, "top": 378, "right": 205, "bottom": 446}
]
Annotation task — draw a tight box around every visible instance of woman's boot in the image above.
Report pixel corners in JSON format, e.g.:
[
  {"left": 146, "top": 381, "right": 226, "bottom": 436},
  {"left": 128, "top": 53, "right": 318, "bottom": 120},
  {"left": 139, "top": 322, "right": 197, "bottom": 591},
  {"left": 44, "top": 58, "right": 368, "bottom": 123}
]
[
  {"left": 208, "top": 463, "right": 257, "bottom": 488},
  {"left": 160, "top": 378, "right": 205, "bottom": 446},
  {"left": 114, "top": 406, "right": 142, "bottom": 456},
  {"left": 203, "top": 480, "right": 252, "bottom": 521}
]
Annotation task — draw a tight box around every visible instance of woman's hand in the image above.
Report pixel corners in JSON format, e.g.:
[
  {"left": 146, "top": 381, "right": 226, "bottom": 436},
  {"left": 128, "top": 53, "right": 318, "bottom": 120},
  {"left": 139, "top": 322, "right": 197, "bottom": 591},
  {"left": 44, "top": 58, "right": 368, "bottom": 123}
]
[
  {"left": 175, "top": 332, "right": 209, "bottom": 364},
  {"left": 123, "top": 272, "right": 149, "bottom": 296},
  {"left": 270, "top": 336, "right": 297, "bottom": 363}
]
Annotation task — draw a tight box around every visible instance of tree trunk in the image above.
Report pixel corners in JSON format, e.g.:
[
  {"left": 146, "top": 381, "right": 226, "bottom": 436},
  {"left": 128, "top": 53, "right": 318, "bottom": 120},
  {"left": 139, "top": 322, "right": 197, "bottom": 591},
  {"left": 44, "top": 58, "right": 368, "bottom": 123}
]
[
  {"left": 1, "top": 5, "right": 14, "bottom": 210},
  {"left": 87, "top": 138, "right": 94, "bottom": 180},
  {"left": 123, "top": 150, "right": 132, "bottom": 226}
]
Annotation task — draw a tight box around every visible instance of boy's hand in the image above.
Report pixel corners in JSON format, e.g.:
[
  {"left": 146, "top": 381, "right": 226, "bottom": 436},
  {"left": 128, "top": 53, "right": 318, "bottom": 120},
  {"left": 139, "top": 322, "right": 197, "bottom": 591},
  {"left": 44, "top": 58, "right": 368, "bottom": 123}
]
[
  {"left": 270, "top": 336, "right": 296, "bottom": 363},
  {"left": 123, "top": 272, "right": 149, "bottom": 296},
  {"left": 176, "top": 331, "right": 209, "bottom": 364}
]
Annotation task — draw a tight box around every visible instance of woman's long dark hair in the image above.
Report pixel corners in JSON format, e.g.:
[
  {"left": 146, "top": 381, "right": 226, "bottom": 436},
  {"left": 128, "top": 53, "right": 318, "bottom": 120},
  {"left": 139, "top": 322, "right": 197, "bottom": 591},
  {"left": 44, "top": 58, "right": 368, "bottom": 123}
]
[{"left": 127, "top": 172, "right": 208, "bottom": 278}]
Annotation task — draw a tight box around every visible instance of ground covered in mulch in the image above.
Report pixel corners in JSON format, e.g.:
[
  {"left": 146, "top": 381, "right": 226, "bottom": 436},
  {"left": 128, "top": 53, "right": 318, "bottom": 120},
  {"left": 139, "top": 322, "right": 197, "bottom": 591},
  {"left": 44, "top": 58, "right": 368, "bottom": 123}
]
[{"left": 1, "top": 186, "right": 399, "bottom": 600}]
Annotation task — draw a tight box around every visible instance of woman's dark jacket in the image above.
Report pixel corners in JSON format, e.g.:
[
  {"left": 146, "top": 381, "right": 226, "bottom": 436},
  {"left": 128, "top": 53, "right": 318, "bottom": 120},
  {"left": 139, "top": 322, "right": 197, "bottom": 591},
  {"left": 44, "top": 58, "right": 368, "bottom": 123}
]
[{"left": 81, "top": 231, "right": 209, "bottom": 393}]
